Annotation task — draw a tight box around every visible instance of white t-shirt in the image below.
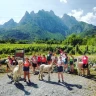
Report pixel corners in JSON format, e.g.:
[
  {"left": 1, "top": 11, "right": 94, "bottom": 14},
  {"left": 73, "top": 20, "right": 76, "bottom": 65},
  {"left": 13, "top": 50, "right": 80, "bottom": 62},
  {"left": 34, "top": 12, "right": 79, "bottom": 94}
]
[
  {"left": 57, "top": 59, "right": 63, "bottom": 67},
  {"left": 51, "top": 56, "right": 55, "bottom": 62}
]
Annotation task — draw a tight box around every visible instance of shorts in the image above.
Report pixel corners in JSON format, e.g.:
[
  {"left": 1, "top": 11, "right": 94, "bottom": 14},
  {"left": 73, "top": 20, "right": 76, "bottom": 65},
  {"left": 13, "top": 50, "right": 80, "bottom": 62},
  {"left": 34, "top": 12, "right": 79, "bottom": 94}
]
[
  {"left": 83, "top": 64, "right": 88, "bottom": 68},
  {"left": 57, "top": 66, "right": 63, "bottom": 72},
  {"left": 64, "top": 61, "right": 68, "bottom": 64},
  {"left": 32, "top": 63, "right": 37, "bottom": 68},
  {"left": 38, "top": 62, "right": 41, "bottom": 65},
  {"left": 42, "top": 62, "right": 46, "bottom": 64},
  {"left": 70, "top": 61, "right": 73, "bottom": 65},
  {"left": 23, "top": 66, "right": 29, "bottom": 71}
]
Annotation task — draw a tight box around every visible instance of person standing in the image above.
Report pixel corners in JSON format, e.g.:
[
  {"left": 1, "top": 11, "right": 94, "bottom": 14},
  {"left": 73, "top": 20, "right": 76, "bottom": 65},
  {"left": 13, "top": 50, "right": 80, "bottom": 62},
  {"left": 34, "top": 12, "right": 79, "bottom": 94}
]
[
  {"left": 82, "top": 53, "right": 89, "bottom": 76},
  {"left": 6, "top": 55, "right": 13, "bottom": 72},
  {"left": 69, "top": 54, "right": 74, "bottom": 74},
  {"left": 31, "top": 55, "right": 37, "bottom": 75},
  {"left": 37, "top": 54, "right": 42, "bottom": 69},
  {"left": 41, "top": 55, "right": 47, "bottom": 64},
  {"left": 23, "top": 57, "right": 31, "bottom": 83},
  {"left": 47, "top": 51, "right": 52, "bottom": 64},
  {"left": 12, "top": 56, "right": 18, "bottom": 65},
  {"left": 62, "top": 53, "right": 68, "bottom": 72},
  {"left": 56, "top": 56, "right": 64, "bottom": 83}
]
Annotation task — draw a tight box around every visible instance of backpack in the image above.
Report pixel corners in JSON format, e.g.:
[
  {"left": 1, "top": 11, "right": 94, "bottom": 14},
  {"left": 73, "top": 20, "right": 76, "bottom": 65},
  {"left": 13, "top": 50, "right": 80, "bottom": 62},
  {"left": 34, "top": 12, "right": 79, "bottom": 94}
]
[{"left": 47, "top": 55, "right": 51, "bottom": 61}]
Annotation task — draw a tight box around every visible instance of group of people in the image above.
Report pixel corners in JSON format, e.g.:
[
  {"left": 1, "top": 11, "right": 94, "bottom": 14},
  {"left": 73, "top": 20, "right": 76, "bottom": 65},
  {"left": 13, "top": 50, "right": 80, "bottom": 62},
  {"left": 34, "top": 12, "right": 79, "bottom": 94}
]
[
  {"left": 7, "top": 55, "right": 18, "bottom": 72},
  {"left": 6, "top": 49, "right": 89, "bottom": 83}
]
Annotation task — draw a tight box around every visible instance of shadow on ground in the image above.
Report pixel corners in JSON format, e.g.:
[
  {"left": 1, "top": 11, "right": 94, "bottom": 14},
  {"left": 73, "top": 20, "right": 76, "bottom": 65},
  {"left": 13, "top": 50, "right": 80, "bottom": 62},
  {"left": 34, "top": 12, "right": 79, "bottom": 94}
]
[
  {"left": 15, "top": 83, "right": 31, "bottom": 95},
  {"left": 25, "top": 81, "right": 39, "bottom": 88},
  {"left": 68, "top": 71, "right": 96, "bottom": 82},
  {"left": 7, "top": 74, "right": 39, "bottom": 88},
  {"left": 85, "top": 75, "right": 96, "bottom": 81},
  {"left": 42, "top": 80, "right": 82, "bottom": 91}
]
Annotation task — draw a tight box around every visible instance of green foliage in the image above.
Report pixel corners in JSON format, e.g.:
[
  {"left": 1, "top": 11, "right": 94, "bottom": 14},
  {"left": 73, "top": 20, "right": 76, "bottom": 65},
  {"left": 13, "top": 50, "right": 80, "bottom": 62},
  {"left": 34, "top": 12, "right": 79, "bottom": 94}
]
[
  {"left": 62, "top": 34, "right": 83, "bottom": 46},
  {"left": 0, "top": 10, "right": 95, "bottom": 42},
  {"left": 0, "top": 43, "right": 96, "bottom": 58}
]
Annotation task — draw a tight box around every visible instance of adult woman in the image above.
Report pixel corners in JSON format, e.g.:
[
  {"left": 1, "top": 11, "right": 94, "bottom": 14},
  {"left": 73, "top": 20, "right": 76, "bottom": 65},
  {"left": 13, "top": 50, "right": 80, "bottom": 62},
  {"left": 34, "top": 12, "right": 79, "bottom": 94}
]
[
  {"left": 62, "top": 53, "right": 68, "bottom": 72},
  {"left": 82, "top": 53, "right": 89, "bottom": 76},
  {"left": 6, "top": 55, "right": 12, "bottom": 72},
  {"left": 37, "top": 54, "right": 42, "bottom": 67},
  {"left": 23, "top": 57, "right": 31, "bottom": 83},
  {"left": 31, "top": 55, "right": 37, "bottom": 75},
  {"left": 69, "top": 54, "right": 74, "bottom": 73},
  {"left": 41, "top": 55, "right": 47, "bottom": 64},
  {"left": 56, "top": 56, "right": 64, "bottom": 83},
  {"left": 12, "top": 56, "right": 18, "bottom": 65}
]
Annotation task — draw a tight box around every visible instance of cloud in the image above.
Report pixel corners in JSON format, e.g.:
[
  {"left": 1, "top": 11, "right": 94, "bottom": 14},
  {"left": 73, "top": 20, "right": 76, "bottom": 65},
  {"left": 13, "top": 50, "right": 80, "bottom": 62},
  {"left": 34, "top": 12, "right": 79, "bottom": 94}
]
[
  {"left": 68, "top": 9, "right": 83, "bottom": 20},
  {"left": 0, "top": 20, "right": 6, "bottom": 25},
  {"left": 60, "top": 0, "right": 67, "bottom": 3},
  {"left": 80, "top": 13, "right": 96, "bottom": 25},
  {"left": 68, "top": 8, "right": 96, "bottom": 25},
  {"left": 93, "top": 7, "right": 96, "bottom": 12}
]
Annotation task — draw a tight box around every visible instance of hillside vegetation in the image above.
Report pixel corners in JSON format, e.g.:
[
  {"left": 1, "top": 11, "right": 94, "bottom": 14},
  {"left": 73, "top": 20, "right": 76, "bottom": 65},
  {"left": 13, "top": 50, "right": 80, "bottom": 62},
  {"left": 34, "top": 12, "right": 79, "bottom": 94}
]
[{"left": 0, "top": 10, "right": 96, "bottom": 42}]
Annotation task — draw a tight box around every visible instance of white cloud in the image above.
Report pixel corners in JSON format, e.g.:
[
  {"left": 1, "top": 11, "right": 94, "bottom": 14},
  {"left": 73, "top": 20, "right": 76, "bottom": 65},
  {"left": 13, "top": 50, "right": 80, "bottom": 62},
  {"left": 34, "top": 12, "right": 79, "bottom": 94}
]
[
  {"left": 68, "top": 8, "right": 96, "bottom": 25},
  {"left": 93, "top": 7, "right": 96, "bottom": 12},
  {"left": 0, "top": 20, "right": 6, "bottom": 25},
  {"left": 60, "top": 0, "right": 67, "bottom": 3},
  {"left": 80, "top": 13, "right": 96, "bottom": 24},
  {"left": 68, "top": 9, "right": 83, "bottom": 20}
]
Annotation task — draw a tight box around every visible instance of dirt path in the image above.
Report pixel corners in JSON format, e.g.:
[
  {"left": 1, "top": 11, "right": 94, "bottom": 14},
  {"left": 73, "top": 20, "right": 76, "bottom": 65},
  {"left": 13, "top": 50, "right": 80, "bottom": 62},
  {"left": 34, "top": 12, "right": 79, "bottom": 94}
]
[{"left": 0, "top": 73, "right": 96, "bottom": 96}]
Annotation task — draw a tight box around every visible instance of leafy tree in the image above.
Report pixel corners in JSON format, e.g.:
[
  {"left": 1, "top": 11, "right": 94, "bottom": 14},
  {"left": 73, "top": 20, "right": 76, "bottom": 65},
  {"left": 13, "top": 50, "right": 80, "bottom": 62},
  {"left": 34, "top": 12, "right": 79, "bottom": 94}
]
[{"left": 63, "top": 34, "right": 83, "bottom": 46}]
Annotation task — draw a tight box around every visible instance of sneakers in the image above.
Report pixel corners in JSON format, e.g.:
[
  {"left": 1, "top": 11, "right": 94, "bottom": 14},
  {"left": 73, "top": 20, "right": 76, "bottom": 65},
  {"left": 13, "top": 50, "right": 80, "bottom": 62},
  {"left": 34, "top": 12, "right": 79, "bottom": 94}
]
[
  {"left": 62, "top": 80, "right": 64, "bottom": 83},
  {"left": 58, "top": 80, "right": 60, "bottom": 83},
  {"left": 58, "top": 80, "right": 64, "bottom": 83},
  {"left": 24, "top": 79, "right": 26, "bottom": 82},
  {"left": 28, "top": 80, "right": 31, "bottom": 83},
  {"left": 82, "top": 75, "right": 85, "bottom": 77},
  {"left": 24, "top": 79, "right": 31, "bottom": 83}
]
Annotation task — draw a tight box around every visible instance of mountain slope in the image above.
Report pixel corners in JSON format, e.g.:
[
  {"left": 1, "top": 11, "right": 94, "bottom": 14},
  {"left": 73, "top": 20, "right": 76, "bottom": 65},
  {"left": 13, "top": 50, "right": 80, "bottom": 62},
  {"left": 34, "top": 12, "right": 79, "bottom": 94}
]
[{"left": 0, "top": 10, "right": 95, "bottom": 42}]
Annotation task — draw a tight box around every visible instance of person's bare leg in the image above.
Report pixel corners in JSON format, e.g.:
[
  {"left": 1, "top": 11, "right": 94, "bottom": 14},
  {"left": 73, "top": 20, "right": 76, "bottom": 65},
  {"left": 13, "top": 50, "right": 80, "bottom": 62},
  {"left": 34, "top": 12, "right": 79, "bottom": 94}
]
[
  {"left": 58, "top": 72, "right": 60, "bottom": 82},
  {"left": 82, "top": 68, "right": 85, "bottom": 76},
  {"left": 24, "top": 72, "right": 26, "bottom": 81},
  {"left": 33, "top": 67, "right": 35, "bottom": 74},
  {"left": 27, "top": 72, "right": 30, "bottom": 82},
  {"left": 61, "top": 72, "right": 64, "bottom": 82},
  {"left": 71, "top": 65, "right": 74, "bottom": 73},
  {"left": 86, "top": 68, "right": 88, "bottom": 76}
]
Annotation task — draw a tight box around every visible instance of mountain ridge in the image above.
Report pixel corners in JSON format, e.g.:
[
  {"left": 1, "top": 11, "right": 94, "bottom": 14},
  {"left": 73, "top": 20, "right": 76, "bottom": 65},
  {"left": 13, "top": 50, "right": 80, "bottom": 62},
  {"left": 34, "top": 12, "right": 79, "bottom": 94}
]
[{"left": 0, "top": 10, "right": 95, "bottom": 41}]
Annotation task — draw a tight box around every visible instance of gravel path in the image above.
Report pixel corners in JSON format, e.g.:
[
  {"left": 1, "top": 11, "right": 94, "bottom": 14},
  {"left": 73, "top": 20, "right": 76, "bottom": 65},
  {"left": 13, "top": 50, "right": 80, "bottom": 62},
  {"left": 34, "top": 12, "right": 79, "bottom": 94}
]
[{"left": 0, "top": 73, "right": 96, "bottom": 96}]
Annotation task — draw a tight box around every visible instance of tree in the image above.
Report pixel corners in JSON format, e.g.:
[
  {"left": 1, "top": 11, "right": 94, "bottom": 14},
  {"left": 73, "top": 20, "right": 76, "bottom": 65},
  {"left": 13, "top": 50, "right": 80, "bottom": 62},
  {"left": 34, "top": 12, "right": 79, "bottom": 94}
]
[{"left": 64, "top": 34, "right": 83, "bottom": 46}]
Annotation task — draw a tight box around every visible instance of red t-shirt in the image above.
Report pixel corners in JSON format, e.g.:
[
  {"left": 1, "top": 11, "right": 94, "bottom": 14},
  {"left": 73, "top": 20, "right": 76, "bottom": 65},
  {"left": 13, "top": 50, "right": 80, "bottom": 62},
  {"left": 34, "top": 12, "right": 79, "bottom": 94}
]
[
  {"left": 24, "top": 61, "right": 30, "bottom": 67},
  {"left": 82, "top": 56, "right": 88, "bottom": 64},
  {"left": 42, "top": 57, "right": 46, "bottom": 63},
  {"left": 37, "top": 56, "right": 42, "bottom": 62},
  {"left": 8, "top": 58, "right": 13, "bottom": 64}
]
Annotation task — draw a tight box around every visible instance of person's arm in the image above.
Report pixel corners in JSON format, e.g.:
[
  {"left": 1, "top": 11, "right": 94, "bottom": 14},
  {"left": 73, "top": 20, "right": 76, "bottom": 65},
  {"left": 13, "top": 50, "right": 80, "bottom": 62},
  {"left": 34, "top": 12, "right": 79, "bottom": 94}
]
[
  {"left": 61, "top": 61, "right": 64, "bottom": 66},
  {"left": 29, "top": 62, "right": 33, "bottom": 70},
  {"left": 68, "top": 56, "right": 70, "bottom": 61}
]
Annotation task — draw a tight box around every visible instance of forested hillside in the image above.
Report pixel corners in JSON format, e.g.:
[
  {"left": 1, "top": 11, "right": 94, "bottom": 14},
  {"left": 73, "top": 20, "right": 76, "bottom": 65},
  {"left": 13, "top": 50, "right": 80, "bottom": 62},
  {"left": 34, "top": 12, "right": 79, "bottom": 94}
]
[{"left": 0, "top": 10, "right": 95, "bottom": 42}]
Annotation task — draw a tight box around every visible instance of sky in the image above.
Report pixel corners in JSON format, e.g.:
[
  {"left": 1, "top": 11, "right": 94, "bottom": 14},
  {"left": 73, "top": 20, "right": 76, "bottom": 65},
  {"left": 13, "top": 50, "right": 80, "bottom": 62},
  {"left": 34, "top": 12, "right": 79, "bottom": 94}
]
[{"left": 0, "top": 0, "right": 96, "bottom": 25}]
